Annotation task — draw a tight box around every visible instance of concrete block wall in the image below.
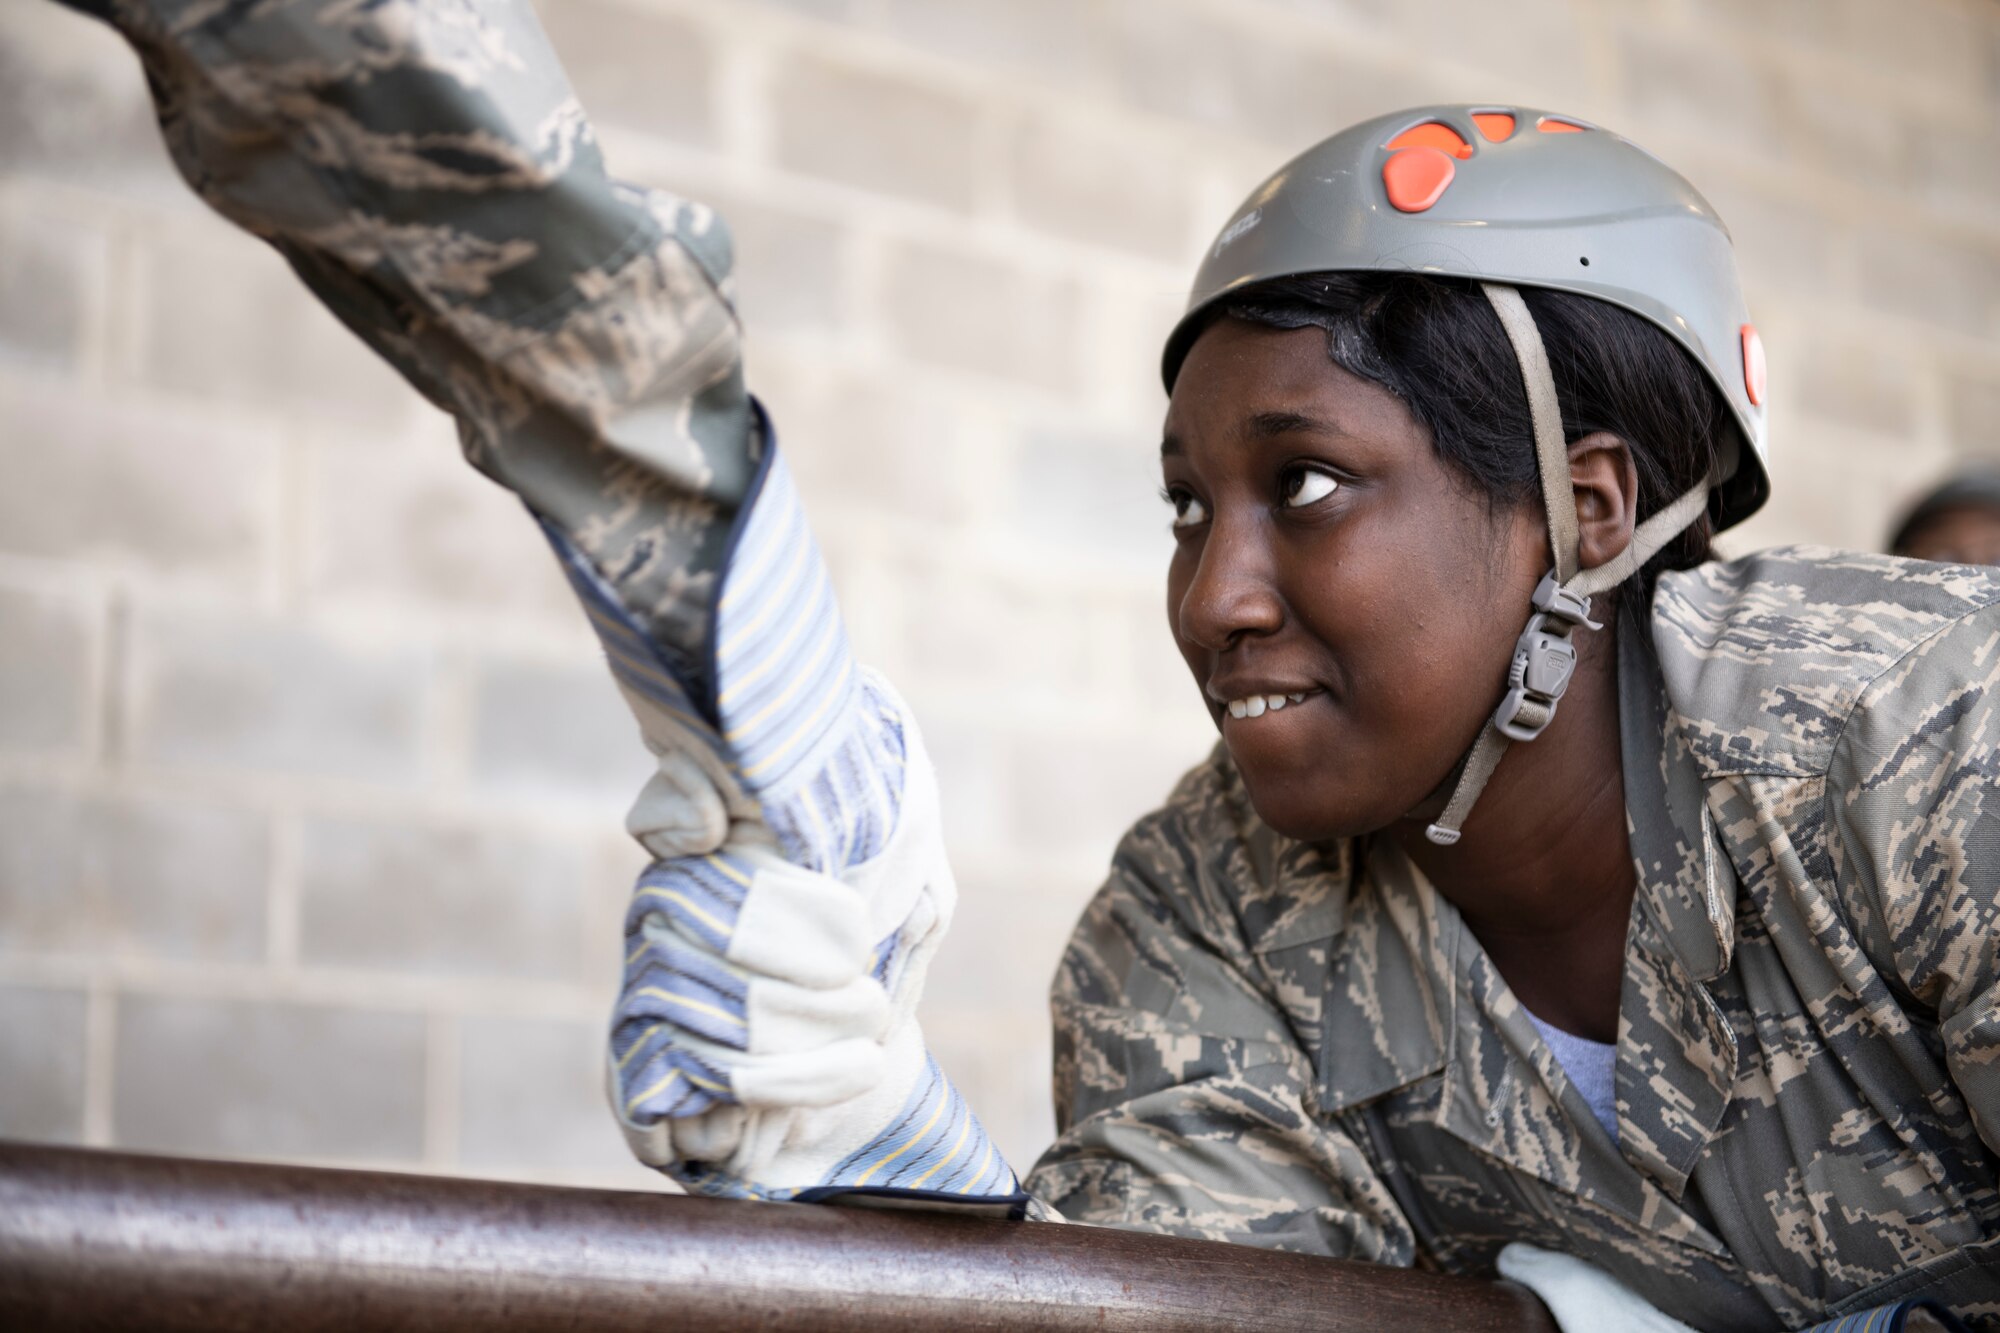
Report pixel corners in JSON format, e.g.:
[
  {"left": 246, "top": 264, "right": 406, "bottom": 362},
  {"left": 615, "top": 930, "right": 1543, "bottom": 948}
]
[{"left": 1, "top": 0, "right": 1997, "bottom": 1188}]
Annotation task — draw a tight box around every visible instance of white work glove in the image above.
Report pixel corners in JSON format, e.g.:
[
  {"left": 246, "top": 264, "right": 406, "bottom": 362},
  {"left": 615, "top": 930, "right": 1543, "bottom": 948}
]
[
  {"left": 607, "top": 670, "right": 961, "bottom": 1193},
  {"left": 1498, "top": 1243, "right": 1697, "bottom": 1333}
]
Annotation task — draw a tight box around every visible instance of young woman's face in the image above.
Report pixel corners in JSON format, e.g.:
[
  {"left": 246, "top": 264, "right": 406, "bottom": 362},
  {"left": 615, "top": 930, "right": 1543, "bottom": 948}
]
[{"left": 1162, "top": 319, "right": 1545, "bottom": 842}]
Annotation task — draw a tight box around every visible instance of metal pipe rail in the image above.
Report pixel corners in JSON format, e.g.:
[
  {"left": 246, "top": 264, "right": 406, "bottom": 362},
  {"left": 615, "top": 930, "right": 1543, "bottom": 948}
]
[{"left": 0, "top": 1140, "right": 1556, "bottom": 1332}]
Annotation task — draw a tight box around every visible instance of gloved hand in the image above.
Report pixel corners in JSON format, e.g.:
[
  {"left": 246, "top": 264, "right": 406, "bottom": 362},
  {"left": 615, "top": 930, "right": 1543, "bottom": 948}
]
[
  {"left": 540, "top": 427, "right": 1016, "bottom": 1202},
  {"left": 1498, "top": 1244, "right": 1697, "bottom": 1333},
  {"left": 607, "top": 670, "right": 975, "bottom": 1194}
]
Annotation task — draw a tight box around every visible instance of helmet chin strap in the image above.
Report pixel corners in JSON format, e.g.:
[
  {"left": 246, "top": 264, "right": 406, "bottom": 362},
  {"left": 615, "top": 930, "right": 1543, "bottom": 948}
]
[{"left": 1422, "top": 284, "right": 1711, "bottom": 847}]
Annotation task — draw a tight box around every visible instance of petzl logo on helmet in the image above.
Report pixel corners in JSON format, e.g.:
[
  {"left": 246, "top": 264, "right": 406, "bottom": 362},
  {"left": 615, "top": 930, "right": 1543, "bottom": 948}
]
[{"left": 1213, "top": 209, "right": 1262, "bottom": 258}]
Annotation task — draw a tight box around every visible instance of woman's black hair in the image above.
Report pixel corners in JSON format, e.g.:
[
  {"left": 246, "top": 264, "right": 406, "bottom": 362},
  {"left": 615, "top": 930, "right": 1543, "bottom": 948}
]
[{"left": 1200, "top": 272, "right": 1723, "bottom": 619}]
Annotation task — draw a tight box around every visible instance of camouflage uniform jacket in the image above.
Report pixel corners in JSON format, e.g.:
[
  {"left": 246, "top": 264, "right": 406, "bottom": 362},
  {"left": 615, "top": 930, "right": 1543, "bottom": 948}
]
[{"left": 1029, "top": 550, "right": 2000, "bottom": 1332}]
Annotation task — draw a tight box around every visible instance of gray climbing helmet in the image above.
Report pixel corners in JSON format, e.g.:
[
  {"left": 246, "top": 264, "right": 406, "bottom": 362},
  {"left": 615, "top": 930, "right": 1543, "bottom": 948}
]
[{"left": 1163, "top": 105, "right": 1773, "bottom": 844}]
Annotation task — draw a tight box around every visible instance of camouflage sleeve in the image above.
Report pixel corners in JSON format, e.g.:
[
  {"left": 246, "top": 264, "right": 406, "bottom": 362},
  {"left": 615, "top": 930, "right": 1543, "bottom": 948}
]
[
  {"left": 1025, "top": 764, "right": 1415, "bottom": 1257},
  {"left": 1828, "top": 600, "right": 2000, "bottom": 1157},
  {"left": 59, "top": 0, "right": 919, "bottom": 873},
  {"left": 59, "top": 0, "right": 750, "bottom": 690}
]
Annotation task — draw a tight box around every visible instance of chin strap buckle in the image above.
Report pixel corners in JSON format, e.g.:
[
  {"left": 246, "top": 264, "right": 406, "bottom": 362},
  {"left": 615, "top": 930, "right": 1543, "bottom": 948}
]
[{"left": 1490, "top": 572, "right": 1601, "bottom": 743}]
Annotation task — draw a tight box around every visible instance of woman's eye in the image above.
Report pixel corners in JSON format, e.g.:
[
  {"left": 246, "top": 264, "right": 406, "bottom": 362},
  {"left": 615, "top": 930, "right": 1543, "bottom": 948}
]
[
  {"left": 1283, "top": 466, "right": 1339, "bottom": 508},
  {"left": 1164, "top": 488, "right": 1209, "bottom": 529}
]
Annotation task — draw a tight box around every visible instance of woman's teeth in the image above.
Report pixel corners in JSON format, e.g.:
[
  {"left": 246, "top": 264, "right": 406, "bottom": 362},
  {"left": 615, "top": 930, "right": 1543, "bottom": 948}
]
[{"left": 1225, "top": 693, "right": 1307, "bottom": 719}]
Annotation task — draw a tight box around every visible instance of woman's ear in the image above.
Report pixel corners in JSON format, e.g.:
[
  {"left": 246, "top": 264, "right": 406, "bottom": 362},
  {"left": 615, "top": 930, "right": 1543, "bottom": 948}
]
[{"left": 1569, "top": 431, "right": 1639, "bottom": 573}]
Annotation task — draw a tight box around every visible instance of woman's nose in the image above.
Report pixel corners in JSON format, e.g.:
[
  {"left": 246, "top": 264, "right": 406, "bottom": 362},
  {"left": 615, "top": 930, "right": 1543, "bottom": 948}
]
[{"left": 1177, "top": 521, "right": 1284, "bottom": 652}]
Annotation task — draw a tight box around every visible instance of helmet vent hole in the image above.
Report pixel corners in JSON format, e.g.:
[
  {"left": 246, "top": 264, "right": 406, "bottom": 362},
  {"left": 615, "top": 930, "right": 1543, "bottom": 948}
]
[
  {"left": 1579, "top": 256, "right": 1590, "bottom": 266},
  {"left": 1385, "top": 122, "right": 1473, "bottom": 160}
]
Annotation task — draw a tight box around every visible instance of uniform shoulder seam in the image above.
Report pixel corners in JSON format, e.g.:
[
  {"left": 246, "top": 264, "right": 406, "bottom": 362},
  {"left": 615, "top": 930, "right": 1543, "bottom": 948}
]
[
  {"left": 1818, "top": 599, "right": 2000, "bottom": 884},
  {"left": 1824, "top": 597, "right": 2000, "bottom": 777}
]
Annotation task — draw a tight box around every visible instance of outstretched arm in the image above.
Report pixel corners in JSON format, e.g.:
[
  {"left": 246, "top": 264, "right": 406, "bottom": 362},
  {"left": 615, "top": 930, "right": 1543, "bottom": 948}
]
[{"left": 58, "top": 0, "right": 1023, "bottom": 1206}]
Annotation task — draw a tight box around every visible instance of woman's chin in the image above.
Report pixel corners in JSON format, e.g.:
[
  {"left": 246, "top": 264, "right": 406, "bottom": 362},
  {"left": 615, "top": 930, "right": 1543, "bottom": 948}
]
[
  {"left": 1231, "top": 761, "right": 1394, "bottom": 845},
  {"left": 1219, "top": 706, "right": 1440, "bottom": 843}
]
